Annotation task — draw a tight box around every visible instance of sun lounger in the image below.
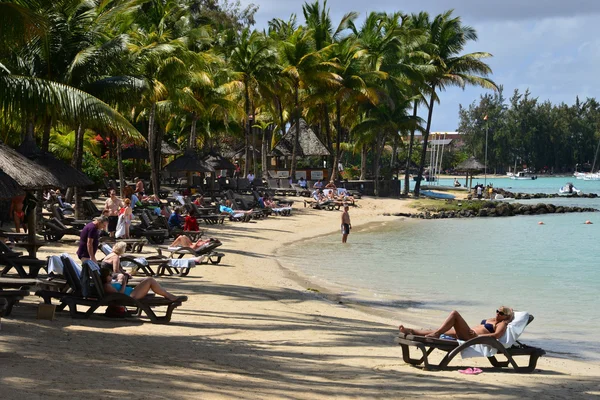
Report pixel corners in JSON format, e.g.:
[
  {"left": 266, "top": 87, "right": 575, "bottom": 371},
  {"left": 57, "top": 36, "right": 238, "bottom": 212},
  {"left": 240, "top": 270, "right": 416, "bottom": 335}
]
[
  {"left": 60, "top": 259, "right": 186, "bottom": 324},
  {"left": 396, "top": 312, "right": 545, "bottom": 373},
  {"left": 155, "top": 240, "right": 224, "bottom": 266},
  {"left": 43, "top": 218, "right": 81, "bottom": 241},
  {"left": 82, "top": 199, "right": 102, "bottom": 219},
  {"left": 0, "top": 287, "right": 30, "bottom": 316},
  {"left": 0, "top": 250, "right": 48, "bottom": 278},
  {"left": 99, "top": 237, "right": 147, "bottom": 253}
]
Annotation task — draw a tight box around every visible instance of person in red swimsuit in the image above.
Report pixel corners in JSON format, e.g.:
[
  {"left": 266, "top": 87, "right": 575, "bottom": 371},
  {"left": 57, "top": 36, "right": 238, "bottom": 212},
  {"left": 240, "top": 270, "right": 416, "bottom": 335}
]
[{"left": 9, "top": 195, "right": 26, "bottom": 233}]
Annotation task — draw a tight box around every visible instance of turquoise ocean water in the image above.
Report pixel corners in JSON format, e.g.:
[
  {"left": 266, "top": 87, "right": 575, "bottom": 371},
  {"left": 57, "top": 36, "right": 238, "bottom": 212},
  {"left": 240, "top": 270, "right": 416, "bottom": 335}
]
[{"left": 281, "top": 176, "right": 600, "bottom": 361}]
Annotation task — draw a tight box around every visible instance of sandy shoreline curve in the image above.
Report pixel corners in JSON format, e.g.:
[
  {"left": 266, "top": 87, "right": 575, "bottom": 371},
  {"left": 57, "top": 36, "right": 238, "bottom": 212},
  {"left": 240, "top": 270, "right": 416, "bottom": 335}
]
[{"left": 1, "top": 196, "right": 600, "bottom": 399}]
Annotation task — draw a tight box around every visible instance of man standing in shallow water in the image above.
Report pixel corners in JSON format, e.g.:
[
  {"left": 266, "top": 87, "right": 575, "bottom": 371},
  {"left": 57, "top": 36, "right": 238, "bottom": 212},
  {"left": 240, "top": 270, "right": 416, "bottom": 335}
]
[{"left": 341, "top": 205, "right": 351, "bottom": 244}]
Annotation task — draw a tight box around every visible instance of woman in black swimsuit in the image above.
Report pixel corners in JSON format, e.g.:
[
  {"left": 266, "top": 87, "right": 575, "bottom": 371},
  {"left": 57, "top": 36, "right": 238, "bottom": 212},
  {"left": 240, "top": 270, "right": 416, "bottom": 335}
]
[{"left": 399, "top": 306, "right": 514, "bottom": 340}]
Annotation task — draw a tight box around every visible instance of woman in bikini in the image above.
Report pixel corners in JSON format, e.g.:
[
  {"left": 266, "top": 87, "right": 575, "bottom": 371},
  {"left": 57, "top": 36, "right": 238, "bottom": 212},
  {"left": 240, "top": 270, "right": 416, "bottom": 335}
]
[
  {"left": 170, "top": 235, "right": 220, "bottom": 250},
  {"left": 100, "top": 267, "right": 186, "bottom": 302},
  {"left": 399, "top": 306, "right": 514, "bottom": 340}
]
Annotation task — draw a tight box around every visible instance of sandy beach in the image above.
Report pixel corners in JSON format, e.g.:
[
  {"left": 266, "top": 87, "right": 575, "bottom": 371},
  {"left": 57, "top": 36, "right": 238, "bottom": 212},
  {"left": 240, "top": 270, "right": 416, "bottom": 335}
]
[{"left": 1, "top": 196, "right": 600, "bottom": 399}]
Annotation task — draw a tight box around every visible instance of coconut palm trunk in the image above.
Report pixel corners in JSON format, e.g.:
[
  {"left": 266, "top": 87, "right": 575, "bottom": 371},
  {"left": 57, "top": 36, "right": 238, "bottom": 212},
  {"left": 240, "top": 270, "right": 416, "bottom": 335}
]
[
  {"left": 403, "top": 100, "right": 418, "bottom": 195},
  {"left": 116, "top": 134, "right": 125, "bottom": 198},
  {"left": 148, "top": 103, "right": 160, "bottom": 197},
  {"left": 414, "top": 86, "right": 436, "bottom": 196},
  {"left": 331, "top": 99, "right": 342, "bottom": 181},
  {"left": 360, "top": 145, "right": 367, "bottom": 180},
  {"left": 243, "top": 82, "right": 251, "bottom": 177},
  {"left": 290, "top": 85, "right": 300, "bottom": 181}
]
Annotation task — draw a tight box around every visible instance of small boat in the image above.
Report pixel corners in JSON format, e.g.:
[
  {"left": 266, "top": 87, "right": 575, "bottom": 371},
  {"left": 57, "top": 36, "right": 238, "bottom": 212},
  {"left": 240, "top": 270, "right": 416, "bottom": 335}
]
[
  {"left": 574, "top": 172, "right": 586, "bottom": 180},
  {"left": 558, "top": 183, "right": 581, "bottom": 195},
  {"left": 421, "top": 190, "right": 455, "bottom": 199},
  {"left": 510, "top": 171, "right": 538, "bottom": 180},
  {"left": 583, "top": 173, "right": 600, "bottom": 181}
]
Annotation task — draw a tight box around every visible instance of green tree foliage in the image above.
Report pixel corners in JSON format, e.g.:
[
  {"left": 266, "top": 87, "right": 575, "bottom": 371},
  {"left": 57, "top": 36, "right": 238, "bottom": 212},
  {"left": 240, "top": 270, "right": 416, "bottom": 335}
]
[{"left": 459, "top": 89, "right": 600, "bottom": 173}]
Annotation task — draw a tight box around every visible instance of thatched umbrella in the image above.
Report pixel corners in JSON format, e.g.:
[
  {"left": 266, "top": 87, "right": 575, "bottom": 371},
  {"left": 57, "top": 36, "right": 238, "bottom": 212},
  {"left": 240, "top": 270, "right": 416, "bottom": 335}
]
[
  {"left": 271, "top": 119, "right": 330, "bottom": 157},
  {"left": 204, "top": 153, "right": 236, "bottom": 171},
  {"left": 122, "top": 141, "right": 181, "bottom": 160},
  {"left": 0, "top": 170, "right": 24, "bottom": 199},
  {"left": 456, "top": 156, "right": 486, "bottom": 188},
  {"left": 0, "top": 142, "right": 62, "bottom": 189},
  {"left": 163, "top": 150, "right": 215, "bottom": 174}
]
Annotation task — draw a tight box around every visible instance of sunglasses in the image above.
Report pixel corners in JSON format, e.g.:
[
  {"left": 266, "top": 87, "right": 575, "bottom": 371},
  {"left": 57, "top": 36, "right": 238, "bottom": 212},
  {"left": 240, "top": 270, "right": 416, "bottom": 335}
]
[{"left": 496, "top": 310, "right": 505, "bottom": 316}]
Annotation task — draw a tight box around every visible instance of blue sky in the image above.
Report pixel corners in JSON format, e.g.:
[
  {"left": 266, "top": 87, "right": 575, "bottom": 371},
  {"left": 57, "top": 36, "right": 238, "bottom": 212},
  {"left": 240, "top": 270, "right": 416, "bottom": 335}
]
[{"left": 239, "top": 0, "right": 600, "bottom": 132}]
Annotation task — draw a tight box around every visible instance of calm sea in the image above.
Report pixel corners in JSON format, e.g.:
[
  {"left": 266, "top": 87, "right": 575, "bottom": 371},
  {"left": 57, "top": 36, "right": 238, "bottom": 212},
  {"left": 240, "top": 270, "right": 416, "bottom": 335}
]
[{"left": 281, "top": 176, "right": 600, "bottom": 361}]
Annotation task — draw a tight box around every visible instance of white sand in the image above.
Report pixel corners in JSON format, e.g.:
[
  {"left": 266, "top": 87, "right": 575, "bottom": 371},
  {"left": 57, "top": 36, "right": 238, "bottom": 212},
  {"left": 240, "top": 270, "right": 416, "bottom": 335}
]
[{"left": 1, "top": 196, "right": 599, "bottom": 399}]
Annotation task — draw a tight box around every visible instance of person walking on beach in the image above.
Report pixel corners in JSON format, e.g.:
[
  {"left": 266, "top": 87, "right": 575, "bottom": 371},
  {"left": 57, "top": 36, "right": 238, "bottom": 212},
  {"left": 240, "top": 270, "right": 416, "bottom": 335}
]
[
  {"left": 341, "top": 205, "right": 351, "bottom": 244},
  {"left": 104, "top": 189, "right": 124, "bottom": 238}
]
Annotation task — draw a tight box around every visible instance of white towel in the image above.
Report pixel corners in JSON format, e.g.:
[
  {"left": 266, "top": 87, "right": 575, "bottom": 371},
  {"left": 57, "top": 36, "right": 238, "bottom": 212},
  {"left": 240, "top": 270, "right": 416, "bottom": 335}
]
[
  {"left": 459, "top": 311, "right": 530, "bottom": 358},
  {"left": 100, "top": 244, "right": 112, "bottom": 255},
  {"left": 57, "top": 253, "right": 82, "bottom": 278},
  {"left": 167, "top": 259, "right": 195, "bottom": 269},
  {"left": 47, "top": 255, "right": 64, "bottom": 275}
]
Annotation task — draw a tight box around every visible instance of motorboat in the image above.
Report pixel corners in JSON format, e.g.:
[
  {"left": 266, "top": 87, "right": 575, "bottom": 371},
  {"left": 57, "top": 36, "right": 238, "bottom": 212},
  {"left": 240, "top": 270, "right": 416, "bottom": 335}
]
[
  {"left": 510, "top": 171, "right": 538, "bottom": 180},
  {"left": 420, "top": 190, "right": 455, "bottom": 199},
  {"left": 559, "top": 183, "right": 581, "bottom": 195},
  {"left": 573, "top": 172, "right": 586, "bottom": 180},
  {"left": 583, "top": 173, "right": 600, "bottom": 181}
]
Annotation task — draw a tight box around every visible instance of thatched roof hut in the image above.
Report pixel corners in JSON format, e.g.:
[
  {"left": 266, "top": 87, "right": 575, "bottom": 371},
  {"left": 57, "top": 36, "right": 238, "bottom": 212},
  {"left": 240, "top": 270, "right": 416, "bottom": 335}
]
[
  {"left": 204, "top": 153, "right": 236, "bottom": 171},
  {"left": 271, "top": 119, "right": 330, "bottom": 157},
  {"left": 0, "top": 169, "right": 24, "bottom": 199},
  {"left": 455, "top": 156, "right": 486, "bottom": 189},
  {"left": 122, "top": 141, "right": 182, "bottom": 159},
  {"left": 163, "top": 150, "right": 215, "bottom": 173},
  {"left": 456, "top": 156, "right": 485, "bottom": 171},
  {"left": 0, "top": 142, "right": 63, "bottom": 189},
  {"left": 14, "top": 137, "right": 94, "bottom": 188}
]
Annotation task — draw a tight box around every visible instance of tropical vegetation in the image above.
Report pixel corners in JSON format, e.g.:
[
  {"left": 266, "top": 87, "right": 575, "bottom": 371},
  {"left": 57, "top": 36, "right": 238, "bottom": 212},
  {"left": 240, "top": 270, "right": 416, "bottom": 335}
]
[
  {"left": 459, "top": 88, "right": 600, "bottom": 173},
  {"left": 0, "top": 0, "right": 497, "bottom": 198}
]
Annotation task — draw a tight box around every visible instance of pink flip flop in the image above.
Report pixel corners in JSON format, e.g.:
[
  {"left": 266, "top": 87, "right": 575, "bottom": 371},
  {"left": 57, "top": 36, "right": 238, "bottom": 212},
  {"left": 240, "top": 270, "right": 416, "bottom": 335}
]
[{"left": 459, "top": 368, "right": 483, "bottom": 375}]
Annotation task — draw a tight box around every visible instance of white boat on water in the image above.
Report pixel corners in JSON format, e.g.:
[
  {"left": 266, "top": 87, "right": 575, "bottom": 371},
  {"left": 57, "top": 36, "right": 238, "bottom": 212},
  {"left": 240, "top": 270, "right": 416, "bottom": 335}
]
[
  {"left": 574, "top": 172, "right": 586, "bottom": 180},
  {"left": 559, "top": 183, "right": 581, "bottom": 195},
  {"left": 510, "top": 171, "right": 538, "bottom": 180},
  {"left": 583, "top": 173, "right": 600, "bottom": 181}
]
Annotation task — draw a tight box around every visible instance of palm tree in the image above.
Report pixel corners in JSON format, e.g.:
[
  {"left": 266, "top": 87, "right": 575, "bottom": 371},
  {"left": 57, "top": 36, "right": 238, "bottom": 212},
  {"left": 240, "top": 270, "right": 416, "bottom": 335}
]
[
  {"left": 127, "top": 0, "right": 191, "bottom": 196},
  {"left": 279, "top": 26, "right": 339, "bottom": 180},
  {"left": 303, "top": 0, "right": 358, "bottom": 180},
  {"left": 229, "top": 28, "right": 278, "bottom": 177},
  {"left": 413, "top": 10, "right": 497, "bottom": 195}
]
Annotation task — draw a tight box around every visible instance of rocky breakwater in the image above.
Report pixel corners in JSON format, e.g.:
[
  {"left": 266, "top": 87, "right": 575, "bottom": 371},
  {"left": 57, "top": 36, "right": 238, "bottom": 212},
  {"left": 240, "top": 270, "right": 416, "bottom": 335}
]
[
  {"left": 495, "top": 188, "right": 599, "bottom": 199},
  {"left": 386, "top": 201, "right": 598, "bottom": 220}
]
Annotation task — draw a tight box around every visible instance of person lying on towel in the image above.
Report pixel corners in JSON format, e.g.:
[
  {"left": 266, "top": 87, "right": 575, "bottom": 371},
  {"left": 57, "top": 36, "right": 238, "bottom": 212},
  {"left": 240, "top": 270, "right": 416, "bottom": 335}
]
[
  {"left": 170, "top": 236, "right": 221, "bottom": 251},
  {"left": 103, "top": 241, "right": 209, "bottom": 277},
  {"left": 100, "top": 267, "right": 187, "bottom": 303},
  {"left": 399, "top": 306, "right": 514, "bottom": 340}
]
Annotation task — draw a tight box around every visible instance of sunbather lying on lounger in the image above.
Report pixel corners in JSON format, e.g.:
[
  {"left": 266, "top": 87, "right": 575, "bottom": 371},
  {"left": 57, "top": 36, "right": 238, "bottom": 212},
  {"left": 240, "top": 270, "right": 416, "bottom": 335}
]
[
  {"left": 219, "top": 200, "right": 253, "bottom": 221},
  {"left": 170, "top": 235, "right": 221, "bottom": 250},
  {"left": 100, "top": 267, "right": 186, "bottom": 302},
  {"left": 399, "top": 306, "right": 514, "bottom": 340}
]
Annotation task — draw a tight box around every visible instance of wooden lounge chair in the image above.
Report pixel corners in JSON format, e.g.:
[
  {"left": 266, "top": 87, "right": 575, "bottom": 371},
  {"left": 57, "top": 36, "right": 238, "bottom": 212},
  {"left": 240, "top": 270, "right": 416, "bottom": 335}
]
[
  {"left": 130, "top": 212, "right": 169, "bottom": 244},
  {"left": 155, "top": 239, "right": 224, "bottom": 265},
  {"left": 395, "top": 314, "right": 546, "bottom": 373},
  {"left": 0, "top": 287, "right": 30, "bottom": 316},
  {"left": 60, "top": 258, "right": 186, "bottom": 324},
  {"left": 0, "top": 242, "right": 48, "bottom": 278},
  {"left": 43, "top": 218, "right": 81, "bottom": 241},
  {"left": 99, "top": 237, "right": 147, "bottom": 253},
  {"left": 82, "top": 199, "right": 102, "bottom": 219}
]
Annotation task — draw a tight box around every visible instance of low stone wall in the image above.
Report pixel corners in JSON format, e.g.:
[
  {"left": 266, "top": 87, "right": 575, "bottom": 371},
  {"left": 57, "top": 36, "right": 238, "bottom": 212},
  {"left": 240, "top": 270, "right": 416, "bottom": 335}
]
[
  {"left": 386, "top": 201, "right": 597, "bottom": 220},
  {"left": 496, "top": 188, "right": 599, "bottom": 199}
]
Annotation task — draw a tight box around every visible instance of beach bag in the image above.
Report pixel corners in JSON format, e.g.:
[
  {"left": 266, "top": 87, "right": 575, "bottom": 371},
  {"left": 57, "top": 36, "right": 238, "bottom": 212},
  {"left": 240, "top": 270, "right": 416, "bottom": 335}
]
[
  {"left": 115, "top": 214, "right": 126, "bottom": 238},
  {"left": 105, "top": 305, "right": 127, "bottom": 318}
]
